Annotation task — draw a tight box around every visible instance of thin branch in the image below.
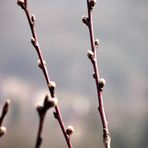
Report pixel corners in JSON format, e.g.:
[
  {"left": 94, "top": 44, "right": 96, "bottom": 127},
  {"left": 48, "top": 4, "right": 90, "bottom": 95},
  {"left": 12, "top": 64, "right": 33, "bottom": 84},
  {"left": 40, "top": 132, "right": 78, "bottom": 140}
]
[
  {"left": 0, "top": 99, "right": 10, "bottom": 138},
  {"left": 17, "top": 1, "right": 73, "bottom": 148},
  {"left": 83, "top": 0, "right": 111, "bottom": 148}
]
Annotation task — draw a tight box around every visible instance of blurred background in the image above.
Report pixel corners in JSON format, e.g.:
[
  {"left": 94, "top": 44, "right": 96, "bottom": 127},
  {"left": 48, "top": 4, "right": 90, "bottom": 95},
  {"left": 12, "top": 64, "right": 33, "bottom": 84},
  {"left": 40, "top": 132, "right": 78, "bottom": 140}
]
[{"left": 0, "top": 0, "right": 148, "bottom": 147}]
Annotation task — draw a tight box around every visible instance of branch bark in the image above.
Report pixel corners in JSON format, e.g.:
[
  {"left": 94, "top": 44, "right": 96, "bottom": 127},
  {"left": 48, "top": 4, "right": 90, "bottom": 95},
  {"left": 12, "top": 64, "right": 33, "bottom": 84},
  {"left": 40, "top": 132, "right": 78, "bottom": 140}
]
[
  {"left": 83, "top": 0, "right": 111, "bottom": 147},
  {"left": 17, "top": 1, "right": 73, "bottom": 148}
]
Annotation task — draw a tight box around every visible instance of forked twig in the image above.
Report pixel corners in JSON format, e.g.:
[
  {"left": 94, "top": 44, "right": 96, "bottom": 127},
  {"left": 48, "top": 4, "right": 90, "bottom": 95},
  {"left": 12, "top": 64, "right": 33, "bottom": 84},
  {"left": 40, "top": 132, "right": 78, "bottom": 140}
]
[
  {"left": 82, "top": 0, "right": 111, "bottom": 147},
  {"left": 17, "top": 0, "right": 73, "bottom": 148}
]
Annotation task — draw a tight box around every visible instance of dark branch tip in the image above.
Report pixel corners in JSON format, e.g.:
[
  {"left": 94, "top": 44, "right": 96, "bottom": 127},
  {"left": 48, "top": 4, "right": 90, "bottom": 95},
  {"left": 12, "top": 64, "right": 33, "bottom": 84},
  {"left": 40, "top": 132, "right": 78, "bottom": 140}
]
[
  {"left": 37, "top": 136, "right": 43, "bottom": 147},
  {"left": 2, "top": 99, "right": 10, "bottom": 118}
]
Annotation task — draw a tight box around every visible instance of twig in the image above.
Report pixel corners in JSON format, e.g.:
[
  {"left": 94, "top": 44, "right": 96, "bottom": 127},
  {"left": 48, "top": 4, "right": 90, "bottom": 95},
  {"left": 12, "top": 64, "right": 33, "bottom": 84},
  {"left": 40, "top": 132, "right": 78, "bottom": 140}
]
[
  {"left": 0, "top": 99, "right": 10, "bottom": 138},
  {"left": 17, "top": 0, "right": 74, "bottom": 148},
  {"left": 82, "top": 0, "right": 111, "bottom": 148}
]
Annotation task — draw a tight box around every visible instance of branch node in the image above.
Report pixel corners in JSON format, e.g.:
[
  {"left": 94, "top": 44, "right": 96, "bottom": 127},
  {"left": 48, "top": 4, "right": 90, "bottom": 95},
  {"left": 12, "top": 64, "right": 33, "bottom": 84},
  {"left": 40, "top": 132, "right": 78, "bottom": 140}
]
[{"left": 44, "top": 95, "right": 58, "bottom": 110}]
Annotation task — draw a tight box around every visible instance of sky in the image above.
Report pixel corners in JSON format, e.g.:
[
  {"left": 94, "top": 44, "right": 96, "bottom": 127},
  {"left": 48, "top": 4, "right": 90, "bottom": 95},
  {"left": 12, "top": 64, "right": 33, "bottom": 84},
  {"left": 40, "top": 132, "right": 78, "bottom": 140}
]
[{"left": 0, "top": 0, "right": 148, "bottom": 148}]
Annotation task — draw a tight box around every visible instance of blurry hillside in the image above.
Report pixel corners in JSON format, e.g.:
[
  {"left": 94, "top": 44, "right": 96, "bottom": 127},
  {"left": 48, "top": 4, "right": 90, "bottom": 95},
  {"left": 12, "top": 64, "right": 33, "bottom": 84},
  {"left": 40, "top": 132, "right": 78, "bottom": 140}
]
[{"left": 0, "top": 0, "right": 148, "bottom": 148}]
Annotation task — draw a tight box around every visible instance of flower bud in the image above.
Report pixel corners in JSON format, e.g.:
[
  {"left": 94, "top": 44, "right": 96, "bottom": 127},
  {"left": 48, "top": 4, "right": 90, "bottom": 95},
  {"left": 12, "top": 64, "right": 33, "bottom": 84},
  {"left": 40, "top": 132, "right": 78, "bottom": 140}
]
[
  {"left": 95, "top": 38, "right": 99, "bottom": 48},
  {"left": 89, "top": 0, "right": 97, "bottom": 9},
  {"left": 31, "top": 14, "right": 36, "bottom": 24},
  {"left": 48, "top": 81, "right": 56, "bottom": 97},
  {"left": 37, "top": 59, "right": 46, "bottom": 69},
  {"left": 66, "top": 125, "right": 74, "bottom": 136},
  {"left": 93, "top": 73, "right": 96, "bottom": 79},
  {"left": 87, "top": 50, "right": 95, "bottom": 61},
  {"left": 82, "top": 16, "right": 89, "bottom": 26},
  {"left": 31, "top": 37, "right": 39, "bottom": 48},
  {"left": 98, "top": 78, "right": 106, "bottom": 91},
  {"left": 0, "top": 126, "right": 7, "bottom": 137},
  {"left": 17, "top": 0, "right": 25, "bottom": 9}
]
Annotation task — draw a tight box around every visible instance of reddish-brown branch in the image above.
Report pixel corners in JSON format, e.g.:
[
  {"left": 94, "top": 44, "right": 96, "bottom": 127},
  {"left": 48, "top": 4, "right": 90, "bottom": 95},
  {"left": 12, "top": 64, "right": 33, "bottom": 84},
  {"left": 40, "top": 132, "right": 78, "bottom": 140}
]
[
  {"left": 83, "top": 0, "right": 111, "bottom": 147},
  {"left": 17, "top": 1, "right": 73, "bottom": 148}
]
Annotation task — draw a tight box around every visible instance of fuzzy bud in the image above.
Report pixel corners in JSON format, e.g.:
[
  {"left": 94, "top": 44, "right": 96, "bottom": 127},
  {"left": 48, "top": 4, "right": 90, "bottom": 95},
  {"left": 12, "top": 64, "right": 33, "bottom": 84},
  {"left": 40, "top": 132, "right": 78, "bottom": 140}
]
[
  {"left": 66, "top": 125, "right": 74, "bottom": 136},
  {"left": 98, "top": 78, "right": 106, "bottom": 91},
  {"left": 36, "top": 104, "right": 43, "bottom": 117},
  {"left": 31, "top": 37, "right": 39, "bottom": 48},
  {"left": 31, "top": 14, "right": 36, "bottom": 24},
  {"left": 37, "top": 59, "right": 46, "bottom": 69},
  {"left": 93, "top": 73, "right": 96, "bottom": 79},
  {"left": 0, "top": 126, "right": 7, "bottom": 137},
  {"left": 53, "top": 111, "right": 58, "bottom": 119},
  {"left": 89, "top": 0, "right": 97, "bottom": 9},
  {"left": 95, "top": 38, "right": 99, "bottom": 48},
  {"left": 17, "top": 0, "right": 25, "bottom": 9},
  {"left": 87, "top": 50, "right": 95, "bottom": 61},
  {"left": 82, "top": 16, "right": 89, "bottom": 26},
  {"left": 48, "top": 81, "right": 56, "bottom": 97}
]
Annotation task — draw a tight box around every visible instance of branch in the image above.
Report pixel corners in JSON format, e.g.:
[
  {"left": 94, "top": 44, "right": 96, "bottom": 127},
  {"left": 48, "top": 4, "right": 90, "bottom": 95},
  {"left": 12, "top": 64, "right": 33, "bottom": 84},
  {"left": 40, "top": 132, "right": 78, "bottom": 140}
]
[
  {"left": 17, "top": 0, "right": 74, "bottom": 148},
  {"left": 0, "top": 99, "right": 10, "bottom": 138},
  {"left": 82, "top": 0, "right": 111, "bottom": 147}
]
